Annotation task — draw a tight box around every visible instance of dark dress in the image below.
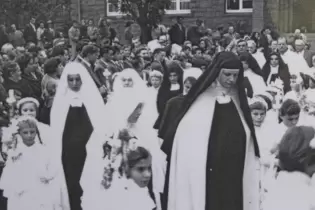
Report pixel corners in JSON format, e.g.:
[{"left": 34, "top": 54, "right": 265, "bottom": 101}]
[
  {"left": 62, "top": 105, "right": 93, "bottom": 210},
  {"left": 206, "top": 101, "right": 246, "bottom": 210}
]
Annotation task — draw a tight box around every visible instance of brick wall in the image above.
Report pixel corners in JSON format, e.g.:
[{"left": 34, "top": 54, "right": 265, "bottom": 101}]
[{"left": 70, "top": 0, "right": 255, "bottom": 42}]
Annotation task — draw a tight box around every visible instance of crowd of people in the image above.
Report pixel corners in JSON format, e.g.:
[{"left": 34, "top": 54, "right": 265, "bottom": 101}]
[{"left": 0, "top": 15, "right": 315, "bottom": 210}]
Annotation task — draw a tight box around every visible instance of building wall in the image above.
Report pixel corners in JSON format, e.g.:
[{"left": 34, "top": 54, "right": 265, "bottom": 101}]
[{"left": 70, "top": 0, "right": 256, "bottom": 42}]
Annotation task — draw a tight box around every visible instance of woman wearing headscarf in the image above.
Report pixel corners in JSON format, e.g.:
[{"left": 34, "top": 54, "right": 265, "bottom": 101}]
[
  {"left": 161, "top": 52, "right": 260, "bottom": 210},
  {"left": 50, "top": 62, "right": 107, "bottom": 210},
  {"left": 154, "top": 62, "right": 183, "bottom": 129},
  {"left": 262, "top": 52, "right": 291, "bottom": 94}
]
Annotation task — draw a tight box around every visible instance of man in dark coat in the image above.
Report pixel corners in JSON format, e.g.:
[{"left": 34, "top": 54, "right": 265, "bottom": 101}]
[
  {"left": 187, "top": 19, "right": 205, "bottom": 46},
  {"left": 169, "top": 16, "right": 186, "bottom": 45},
  {"left": 23, "top": 17, "right": 37, "bottom": 44},
  {"left": 76, "top": 45, "right": 107, "bottom": 98}
]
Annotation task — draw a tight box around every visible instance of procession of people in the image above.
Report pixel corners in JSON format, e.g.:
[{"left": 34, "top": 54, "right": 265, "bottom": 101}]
[{"left": 0, "top": 16, "right": 315, "bottom": 210}]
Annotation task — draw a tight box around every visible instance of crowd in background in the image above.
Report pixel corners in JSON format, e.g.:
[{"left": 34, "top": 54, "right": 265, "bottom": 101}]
[{"left": 0, "top": 15, "right": 315, "bottom": 210}]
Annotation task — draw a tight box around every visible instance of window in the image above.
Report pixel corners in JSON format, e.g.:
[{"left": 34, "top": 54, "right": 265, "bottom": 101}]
[
  {"left": 165, "top": 0, "right": 191, "bottom": 14},
  {"left": 226, "top": 0, "right": 253, "bottom": 13},
  {"left": 106, "top": 0, "right": 191, "bottom": 16},
  {"left": 107, "top": 0, "right": 123, "bottom": 16}
]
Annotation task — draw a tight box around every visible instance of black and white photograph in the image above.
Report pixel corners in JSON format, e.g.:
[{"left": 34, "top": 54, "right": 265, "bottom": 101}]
[{"left": 0, "top": 0, "right": 315, "bottom": 210}]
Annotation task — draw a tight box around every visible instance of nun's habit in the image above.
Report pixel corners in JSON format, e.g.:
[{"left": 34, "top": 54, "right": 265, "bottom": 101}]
[
  {"left": 161, "top": 52, "right": 260, "bottom": 210},
  {"left": 50, "top": 62, "right": 107, "bottom": 210},
  {"left": 262, "top": 52, "right": 291, "bottom": 94},
  {"left": 154, "top": 62, "right": 183, "bottom": 129}
]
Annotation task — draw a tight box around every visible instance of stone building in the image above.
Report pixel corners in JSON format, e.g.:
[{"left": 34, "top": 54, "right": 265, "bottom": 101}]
[{"left": 69, "top": 0, "right": 315, "bottom": 40}]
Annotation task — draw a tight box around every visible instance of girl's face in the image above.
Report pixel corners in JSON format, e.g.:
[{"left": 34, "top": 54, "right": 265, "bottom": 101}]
[
  {"left": 129, "top": 157, "right": 152, "bottom": 188},
  {"left": 251, "top": 109, "right": 266, "bottom": 127},
  {"left": 88, "top": 20, "right": 93, "bottom": 25},
  {"left": 19, "top": 127, "right": 37, "bottom": 147},
  {"left": 67, "top": 74, "right": 82, "bottom": 92},
  {"left": 270, "top": 55, "right": 279, "bottom": 67},
  {"left": 122, "top": 77, "right": 133, "bottom": 88},
  {"left": 241, "top": 61, "right": 249, "bottom": 70},
  {"left": 280, "top": 114, "right": 300, "bottom": 128},
  {"left": 183, "top": 80, "right": 193, "bottom": 95},
  {"left": 20, "top": 102, "right": 37, "bottom": 117},
  {"left": 150, "top": 76, "right": 162, "bottom": 89},
  {"left": 218, "top": 68, "right": 239, "bottom": 89},
  {"left": 169, "top": 72, "right": 178, "bottom": 84}
]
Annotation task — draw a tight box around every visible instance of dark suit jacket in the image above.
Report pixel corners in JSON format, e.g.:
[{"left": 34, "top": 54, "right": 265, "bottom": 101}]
[
  {"left": 303, "top": 50, "right": 315, "bottom": 67},
  {"left": 76, "top": 56, "right": 103, "bottom": 88},
  {"left": 169, "top": 24, "right": 185, "bottom": 45},
  {"left": 23, "top": 24, "right": 37, "bottom": 44}
]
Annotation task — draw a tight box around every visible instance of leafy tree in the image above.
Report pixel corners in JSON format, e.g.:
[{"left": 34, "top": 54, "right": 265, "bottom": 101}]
[
  {"left": 110, "top": 0, "right": 171, "bottom": 43},
  {"left": 0, "top": 0, "right": 70, "bottom": 27}
]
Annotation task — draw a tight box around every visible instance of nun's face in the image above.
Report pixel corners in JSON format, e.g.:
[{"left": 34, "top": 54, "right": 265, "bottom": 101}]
[
  {"left": 218, "top": 68, "right": 239, "bottom": 89},
  {"left": 67, "top": 74, "right": 82, "bottom": 92},
  {"left": 122, "top": 77, "right": 133, "bottom": 88},
  {"left": 169, "top": 72, "right": 179, "bottom": 84},
  {"left": 270, "top": 55, "right": 279, "bottom": 67}
]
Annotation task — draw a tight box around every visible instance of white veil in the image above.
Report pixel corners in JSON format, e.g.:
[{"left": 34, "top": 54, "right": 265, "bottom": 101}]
[
  {"left": 105, "top": 68, "right": 150, "bottom": 135},
  {"left": 50, "top": 62, "right": 107, "bottom": 208}
]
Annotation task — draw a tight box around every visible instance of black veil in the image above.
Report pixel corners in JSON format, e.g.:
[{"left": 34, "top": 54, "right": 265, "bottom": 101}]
[{"left": 161, "top": 51, "right": 260, "bottom": 159}]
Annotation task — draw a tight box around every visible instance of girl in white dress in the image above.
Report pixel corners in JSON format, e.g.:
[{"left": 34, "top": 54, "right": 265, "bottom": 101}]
[
  {"left": 0, "top": 116, "right": 68, "bottom": 210},
  {"left": 249, "top": 97, "right": 278, "bottom": 208},
  {"left": 263, "top": 126, "right": 315, "bottom": 210},
  {"left": 100, "top": 130, "right": 156, "bottom": 210}
]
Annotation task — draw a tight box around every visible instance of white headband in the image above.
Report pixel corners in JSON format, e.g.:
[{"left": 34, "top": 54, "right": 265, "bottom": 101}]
[{"left": 17, "top": 97, "right": 40, "bottom": 110}]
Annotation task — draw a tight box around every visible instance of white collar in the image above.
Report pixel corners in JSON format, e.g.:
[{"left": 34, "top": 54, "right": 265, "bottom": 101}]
[
  {"left": 170, "top": 83, "right": 180, "bottom": 91},
  {"left": 67, "top": 90, "right": 83, "bottom": 107}
]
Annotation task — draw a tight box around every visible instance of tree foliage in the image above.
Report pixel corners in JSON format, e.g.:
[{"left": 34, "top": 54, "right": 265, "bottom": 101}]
[
  {"left": 0, "top": 0, "right": 70, "bottom": 25},
  {"left": 112, "top": 0, "right": 171, "bottom": 26},
  {"left": 110, "top": 0, "right": 171, "bottom": 42}
]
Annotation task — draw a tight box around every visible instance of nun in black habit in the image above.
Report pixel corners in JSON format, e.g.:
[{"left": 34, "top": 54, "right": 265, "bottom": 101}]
[
  {"left": 262, "top": 52, "right": 291, "bottom": 94},
  {"left": 161, "top": 52, "right": 260, "bottom": 210},
  {"left": 50, "top": 62, "right": 107, "bottom": 210},
  {"left": 154, "top": 61, "right": 183, "bottom": 129}
]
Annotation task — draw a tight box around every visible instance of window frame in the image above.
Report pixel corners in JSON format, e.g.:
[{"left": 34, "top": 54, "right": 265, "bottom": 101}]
[
  {"left": 165, "top": 0, "right": 191, "bottom": 15},
  {"left": 106, "top": 0, "right": 124, "bottom": 16},
  {"left": 106, "top": 0, "right": 191, "bottom": 16},
  {"left": 225, "top": 0, "right": 253, "bottom": 13}
]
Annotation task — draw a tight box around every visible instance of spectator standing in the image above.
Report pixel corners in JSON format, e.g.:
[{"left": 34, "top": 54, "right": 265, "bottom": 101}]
[
  {"left": 8, "top": 24, "right": 25, "bottom": 47},
  {"left": 0, "top": 25, "right": 9, "bottom": 49},
  {"left": 36, "top": 21, "right": 45, "bottom": 48},
  {"left": 169, "top": 16, "right": 186, "bottom": 45},
  {"left": 68, "top": 21, "right": 80, "bottom": 61},
  {"left": 187, "top": 19, "right": 205, "bottom": 46},
  {"left": 24, "top": 17, "right": 37, "bottom": 44}
]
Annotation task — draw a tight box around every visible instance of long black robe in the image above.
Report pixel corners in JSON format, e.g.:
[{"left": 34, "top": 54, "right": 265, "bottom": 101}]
[
  {"left": 206, "top": 101, "right": 246, "bottom": 210},
  {"left": 62, "top": 105, "right": 93, "bottom": 210}
]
